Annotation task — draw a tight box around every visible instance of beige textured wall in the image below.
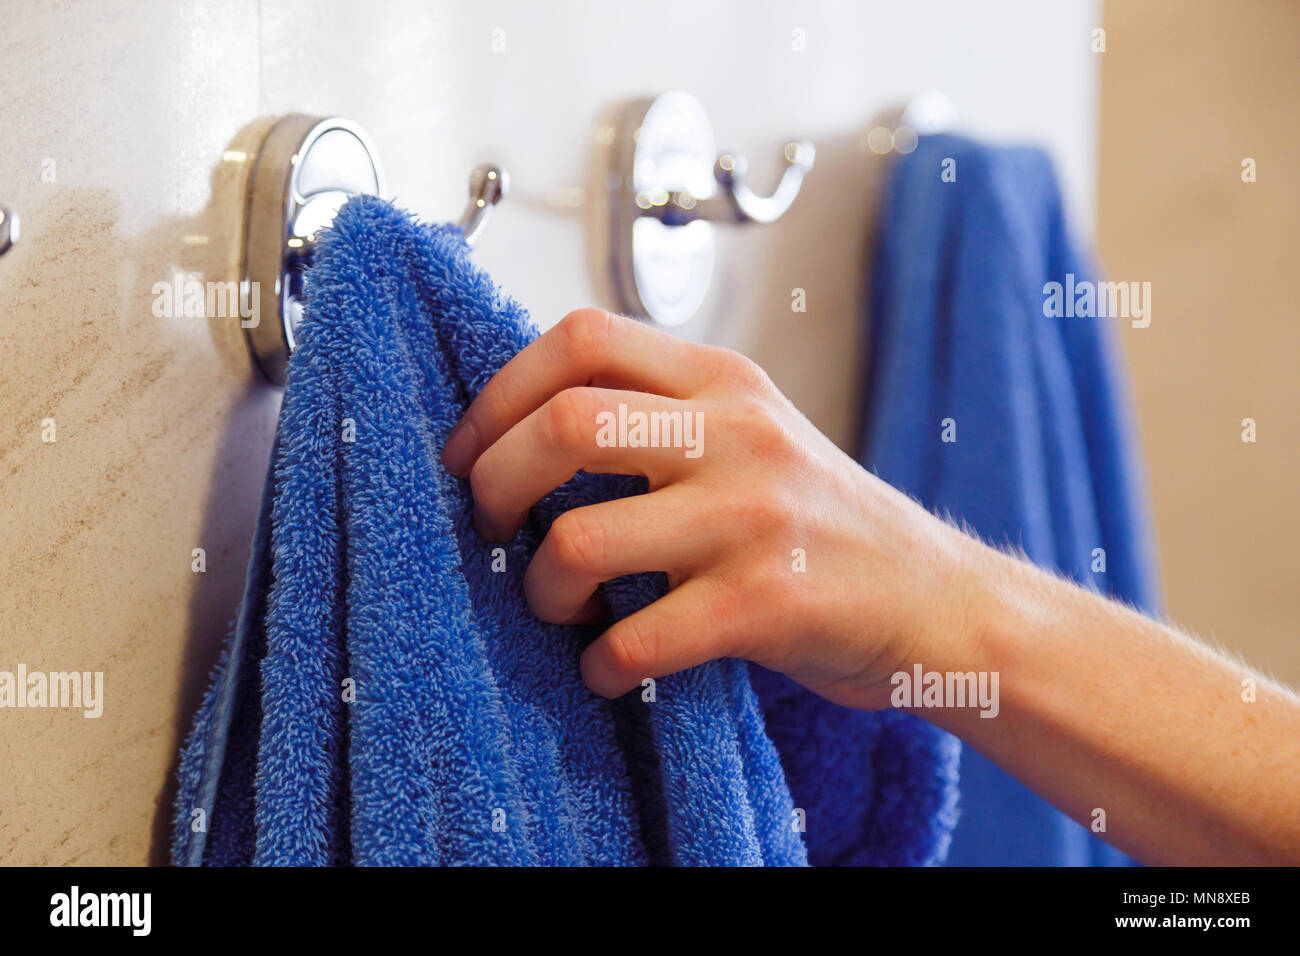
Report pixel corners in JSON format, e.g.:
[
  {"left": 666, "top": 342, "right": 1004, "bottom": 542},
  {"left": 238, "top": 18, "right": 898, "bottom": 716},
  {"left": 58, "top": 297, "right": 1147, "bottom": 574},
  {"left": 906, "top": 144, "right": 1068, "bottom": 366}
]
[
  {"left": 1098, "top": 0, "right": 1299, "bottom": 687},
  {"left": 0, "top": 0, "right": 1100, "bottom": 864}
]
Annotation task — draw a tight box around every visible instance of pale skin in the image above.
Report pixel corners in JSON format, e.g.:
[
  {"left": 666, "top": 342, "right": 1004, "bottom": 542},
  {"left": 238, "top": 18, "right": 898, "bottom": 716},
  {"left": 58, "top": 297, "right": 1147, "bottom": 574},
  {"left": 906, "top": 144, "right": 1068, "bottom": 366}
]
[{"left": 441, "top": 309, "right": 1300, "bottom": 866}]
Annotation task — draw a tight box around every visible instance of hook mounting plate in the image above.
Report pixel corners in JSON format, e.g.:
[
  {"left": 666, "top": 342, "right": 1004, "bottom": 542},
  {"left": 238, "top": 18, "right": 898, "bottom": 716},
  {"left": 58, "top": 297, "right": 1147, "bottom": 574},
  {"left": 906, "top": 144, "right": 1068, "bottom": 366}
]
[
  {"left": 241, "top": 114, "right": 384, "bottom": 385},
  {"left": 599, "top": 91, "right": 814, "bottom": 328},
  {"left": 601, "top": 91, "right": 718, "bottom": 328}
]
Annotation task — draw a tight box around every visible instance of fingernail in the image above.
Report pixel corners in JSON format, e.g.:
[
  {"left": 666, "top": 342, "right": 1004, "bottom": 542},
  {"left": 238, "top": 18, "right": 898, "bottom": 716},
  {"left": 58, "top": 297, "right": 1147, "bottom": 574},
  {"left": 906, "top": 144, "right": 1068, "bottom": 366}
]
[{"left": 442, "top": 419, "right": 478, "bottom": 476}]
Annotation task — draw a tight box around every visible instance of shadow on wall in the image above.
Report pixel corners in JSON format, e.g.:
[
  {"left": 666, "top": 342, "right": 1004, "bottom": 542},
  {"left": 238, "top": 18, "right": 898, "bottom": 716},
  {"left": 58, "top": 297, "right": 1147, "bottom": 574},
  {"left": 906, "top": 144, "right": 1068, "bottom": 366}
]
[
  {"left": 140, "top": 118, "right": 284, "bottom": 866},
  {"left": 0, "top": 111, "right": 281, "bottom": 863}
]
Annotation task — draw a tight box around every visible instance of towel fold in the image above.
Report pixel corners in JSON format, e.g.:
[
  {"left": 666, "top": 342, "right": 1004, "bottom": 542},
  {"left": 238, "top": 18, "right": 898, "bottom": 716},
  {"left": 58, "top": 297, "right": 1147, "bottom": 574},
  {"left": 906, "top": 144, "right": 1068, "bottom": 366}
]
[
  {"left": 860, "top": 134, "right": 1160, "bottom": 866},
  {"left": 172, "top": 195, "right": 961, "bottom": 866}
]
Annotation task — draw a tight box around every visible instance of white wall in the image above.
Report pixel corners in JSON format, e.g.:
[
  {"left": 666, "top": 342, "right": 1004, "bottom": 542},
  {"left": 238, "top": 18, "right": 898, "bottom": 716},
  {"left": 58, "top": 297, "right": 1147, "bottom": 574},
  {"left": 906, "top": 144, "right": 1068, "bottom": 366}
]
[
  {"left": 261, "top": 0, "right": 1101, "bottom": 444},
  {"left": 0, "top": 0, "right": 1098, "bottom": 864}
]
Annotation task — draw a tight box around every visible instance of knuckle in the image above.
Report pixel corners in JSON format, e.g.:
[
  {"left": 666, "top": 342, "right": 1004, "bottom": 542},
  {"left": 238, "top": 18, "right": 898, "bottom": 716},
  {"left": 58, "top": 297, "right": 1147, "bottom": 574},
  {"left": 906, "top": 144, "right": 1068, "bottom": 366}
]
[
  {"left": 731, "top": 393, "right": 772, "bottom": 431},
  {"left": 548, "top": 510, "right": 605, "bottom": 575},
  {"left": 605, "top": 617, "right": 656, "bottom": 680},
  {"left": 545, "top": 387, "right": 601, "bottom": 450},
  {"left": 730, "top": 396, "right": 795, "bottom": 459},
  {"left": 555, "top": 308, "right": 614, "bottom": 362},
  {"left": 707, "top": 346, "right": 774, "bottom": 395},
  {"left": 721, "top": 472, "right": 797, "bottom": 543},
  {"left": 755, "top": 488, "right": 797, "bottom": 532}
]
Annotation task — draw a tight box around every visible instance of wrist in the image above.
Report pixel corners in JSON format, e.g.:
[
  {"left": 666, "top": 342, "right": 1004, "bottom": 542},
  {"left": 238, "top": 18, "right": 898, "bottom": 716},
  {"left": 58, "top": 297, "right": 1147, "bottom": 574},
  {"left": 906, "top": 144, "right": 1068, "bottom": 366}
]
[
  {"left": 920, "top": 524, "right": 995, "bottom": 676},
  {"left": 886, "top": 523, "right": 1022, "bottom": 729}
]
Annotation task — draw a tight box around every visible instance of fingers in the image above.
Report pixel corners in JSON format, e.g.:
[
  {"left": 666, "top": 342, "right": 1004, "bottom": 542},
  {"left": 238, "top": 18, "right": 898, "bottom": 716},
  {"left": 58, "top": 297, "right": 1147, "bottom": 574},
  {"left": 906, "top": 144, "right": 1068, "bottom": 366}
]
[
  {"left": 442, "top": 309, "right": 718, "bottom": 476},
  {"left": 580, "top": 577, "right": 744, "bottom": 698},
  {"left": 469, "top": 386, "right": 705, "bottom": 541},
  {"left": 524, "top": 489, "right": 721, "bottom": 625}
]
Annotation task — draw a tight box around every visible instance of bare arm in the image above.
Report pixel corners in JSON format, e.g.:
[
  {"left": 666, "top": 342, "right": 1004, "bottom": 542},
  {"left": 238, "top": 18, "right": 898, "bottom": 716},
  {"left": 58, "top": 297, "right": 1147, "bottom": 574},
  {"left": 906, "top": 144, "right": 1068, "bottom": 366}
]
[
  {"left": 443, "top": 309, "right": 1300, "bottom": 865},
  {"left": 931, "top": 540, "right": 1300, "bottom": 865}
]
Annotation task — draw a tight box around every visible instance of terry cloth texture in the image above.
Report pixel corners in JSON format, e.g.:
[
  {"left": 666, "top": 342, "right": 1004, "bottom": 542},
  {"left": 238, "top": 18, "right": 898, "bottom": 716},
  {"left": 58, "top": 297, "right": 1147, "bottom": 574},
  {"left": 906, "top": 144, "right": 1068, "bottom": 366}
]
[
  {"left": 859, "top": 134, "right": 1161, "bottom": 866},
  {"left": 172, "top": 195, "right": 960, "bottom": 866}
]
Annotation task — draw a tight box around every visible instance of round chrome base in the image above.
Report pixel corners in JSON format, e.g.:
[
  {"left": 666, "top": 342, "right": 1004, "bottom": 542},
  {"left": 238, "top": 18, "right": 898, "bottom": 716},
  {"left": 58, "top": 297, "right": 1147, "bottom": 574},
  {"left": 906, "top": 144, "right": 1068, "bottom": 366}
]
[
  {"left": 241, "top": 115, "right": 384, "bottom": 384},
  {"left": 601, "top": 92, "right": 718, "bottom": 328}
]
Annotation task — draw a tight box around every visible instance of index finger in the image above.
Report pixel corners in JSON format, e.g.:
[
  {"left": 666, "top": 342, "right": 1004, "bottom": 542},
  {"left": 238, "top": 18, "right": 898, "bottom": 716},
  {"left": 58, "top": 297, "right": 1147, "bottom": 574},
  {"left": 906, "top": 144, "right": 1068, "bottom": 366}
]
[{"left": 441, "top": 309, "right": 716, "bottom": 476}]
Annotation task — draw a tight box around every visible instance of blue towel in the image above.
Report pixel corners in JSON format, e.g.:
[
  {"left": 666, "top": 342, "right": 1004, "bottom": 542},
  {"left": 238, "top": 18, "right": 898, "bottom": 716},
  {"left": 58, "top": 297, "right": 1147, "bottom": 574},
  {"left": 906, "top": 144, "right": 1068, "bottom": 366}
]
[
  {"left": 860, "top": 134, "right": 1160, "bottom": 866},
  {"left": 171, "top": 196, "right": 959, "bottom": 866}
]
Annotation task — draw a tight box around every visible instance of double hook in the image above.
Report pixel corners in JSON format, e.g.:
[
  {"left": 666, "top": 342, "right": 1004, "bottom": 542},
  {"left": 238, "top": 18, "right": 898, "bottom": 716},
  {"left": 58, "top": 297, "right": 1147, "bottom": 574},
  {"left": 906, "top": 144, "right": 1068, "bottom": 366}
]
[
  {"left": 636, "top": 139, "right": 816, "bottom": 227},
  {"left": 599, "top": 90, "right": 816, "bottom": 327},
  {"left": 241, "top": 114, "right": 508, "bottom": 384},
  {"left": 458, "top": 164, "right": 510, "bottom": 244}
]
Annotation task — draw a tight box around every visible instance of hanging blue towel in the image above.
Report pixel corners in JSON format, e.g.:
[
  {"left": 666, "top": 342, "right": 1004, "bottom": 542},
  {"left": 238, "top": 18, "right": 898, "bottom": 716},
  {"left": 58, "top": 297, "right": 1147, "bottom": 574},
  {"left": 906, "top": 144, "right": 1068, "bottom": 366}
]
[
  {"left": 860, "top": 134, "right": 1161, "bottom": 866},
  {"left": 171, "top": 195, "right": 959, "bottom": 866}
]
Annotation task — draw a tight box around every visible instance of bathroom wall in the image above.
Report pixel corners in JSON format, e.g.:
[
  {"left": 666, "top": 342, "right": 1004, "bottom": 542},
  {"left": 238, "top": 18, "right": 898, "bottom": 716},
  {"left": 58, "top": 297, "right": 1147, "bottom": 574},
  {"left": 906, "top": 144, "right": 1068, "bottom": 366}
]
[
  {"left": 1098, "top": 0, "right": 1300, "bottom": 686},
  {"left": 0, "top": 0, "right": 1100, "bottom": 864}
]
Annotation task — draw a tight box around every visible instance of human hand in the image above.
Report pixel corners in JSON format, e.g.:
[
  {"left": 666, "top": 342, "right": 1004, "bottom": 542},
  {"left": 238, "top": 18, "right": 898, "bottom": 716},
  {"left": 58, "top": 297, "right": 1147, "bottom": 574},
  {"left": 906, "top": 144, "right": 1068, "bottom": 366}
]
[{"left": 441, "top": 309, "right": 980, "bottom": 709}]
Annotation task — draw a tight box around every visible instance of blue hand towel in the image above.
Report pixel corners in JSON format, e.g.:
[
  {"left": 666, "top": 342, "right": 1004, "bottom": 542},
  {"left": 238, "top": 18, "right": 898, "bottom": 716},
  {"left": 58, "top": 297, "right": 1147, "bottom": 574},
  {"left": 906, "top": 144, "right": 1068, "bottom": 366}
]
[
  {"left": 171, "top": 195, "right": 960, "bottom": 866},
  {"left": 859, "top": 134, "right": 1160, "bottom": 866},
  {"left": 171, "top": 197, "right": 804, "bottom": 866}
]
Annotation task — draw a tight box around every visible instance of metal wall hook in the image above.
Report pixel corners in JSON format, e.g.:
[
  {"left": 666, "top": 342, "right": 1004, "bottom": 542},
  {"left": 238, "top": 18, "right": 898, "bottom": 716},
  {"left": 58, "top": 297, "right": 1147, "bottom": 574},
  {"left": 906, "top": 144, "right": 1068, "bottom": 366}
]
[
  {"left": 598, "top": 91, "right": 815, "bottom": 327},
  {"left": 640, "top": 139, "right": 816, "bottom": 226},
  {"left": 241, "top": 115, "right": 385, "bottom": 385},
  {"left": 458, "top": 164, "right": 509, "bottom": 244},
  {"left": 240, "top": 114, "right": 509, "bottom": 385},
  {"left": 0, "top": 207, "right": 18, "bottom": 258}
]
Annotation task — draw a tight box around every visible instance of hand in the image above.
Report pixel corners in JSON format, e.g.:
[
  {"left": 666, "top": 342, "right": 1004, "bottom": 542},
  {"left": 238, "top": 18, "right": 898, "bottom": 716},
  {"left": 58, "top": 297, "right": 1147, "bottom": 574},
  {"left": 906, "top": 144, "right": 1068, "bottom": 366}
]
[{"left": 441, "top": 309, "right": 980, "bottom": 708}]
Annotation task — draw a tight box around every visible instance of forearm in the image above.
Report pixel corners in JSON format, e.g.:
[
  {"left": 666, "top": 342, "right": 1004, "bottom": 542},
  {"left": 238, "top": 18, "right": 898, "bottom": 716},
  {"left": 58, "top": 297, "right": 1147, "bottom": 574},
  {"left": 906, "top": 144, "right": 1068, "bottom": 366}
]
[
  {"left": 446, "top": 311, "right": 1300, "bottom": 865},
  {"left": 925, "top": 535, "right": 1300, "bottom": 865}
]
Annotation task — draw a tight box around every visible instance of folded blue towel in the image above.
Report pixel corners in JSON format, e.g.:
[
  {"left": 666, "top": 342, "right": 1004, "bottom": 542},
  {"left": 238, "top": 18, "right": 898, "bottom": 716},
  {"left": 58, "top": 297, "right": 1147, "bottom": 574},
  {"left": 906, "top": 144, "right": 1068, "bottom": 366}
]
[
  {"left": 860, "top": 134, "right": 1161, "bottom": 866},
  {"left": 171, "top": 195, "right": 960, "bottom": 866}
]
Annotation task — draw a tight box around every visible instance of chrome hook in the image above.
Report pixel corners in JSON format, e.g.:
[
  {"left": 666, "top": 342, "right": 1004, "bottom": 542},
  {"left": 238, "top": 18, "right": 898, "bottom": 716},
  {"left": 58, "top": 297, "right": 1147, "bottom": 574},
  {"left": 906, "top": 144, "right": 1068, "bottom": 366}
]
[
  {"left": 0, "top": 207, "right": 18, "bottom": 257},
  {"left": 640, "top": 139, "right": 816, "bottom": 226},
  {"left": 240, "top": 114, "right": 509, "bottom": 385},
  {"left": 598, "top": 91, "right": 815, "bottom": 327},
  {"left": 241, "top": 115, "right": 386, "bottom": 385},
  {"left": 458, "top": 164, "right": 509, "bottom": 245}
]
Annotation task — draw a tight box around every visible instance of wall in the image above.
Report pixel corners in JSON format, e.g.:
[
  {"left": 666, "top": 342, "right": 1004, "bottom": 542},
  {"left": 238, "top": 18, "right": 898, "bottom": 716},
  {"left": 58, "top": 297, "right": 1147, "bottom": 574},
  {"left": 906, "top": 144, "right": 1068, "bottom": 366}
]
[
  {"left": 0, "top": 0, "right": 1099, "bottom": 864},
  {"left": 1098, "top": 0, "right": 1300, "bottom": 687}
]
